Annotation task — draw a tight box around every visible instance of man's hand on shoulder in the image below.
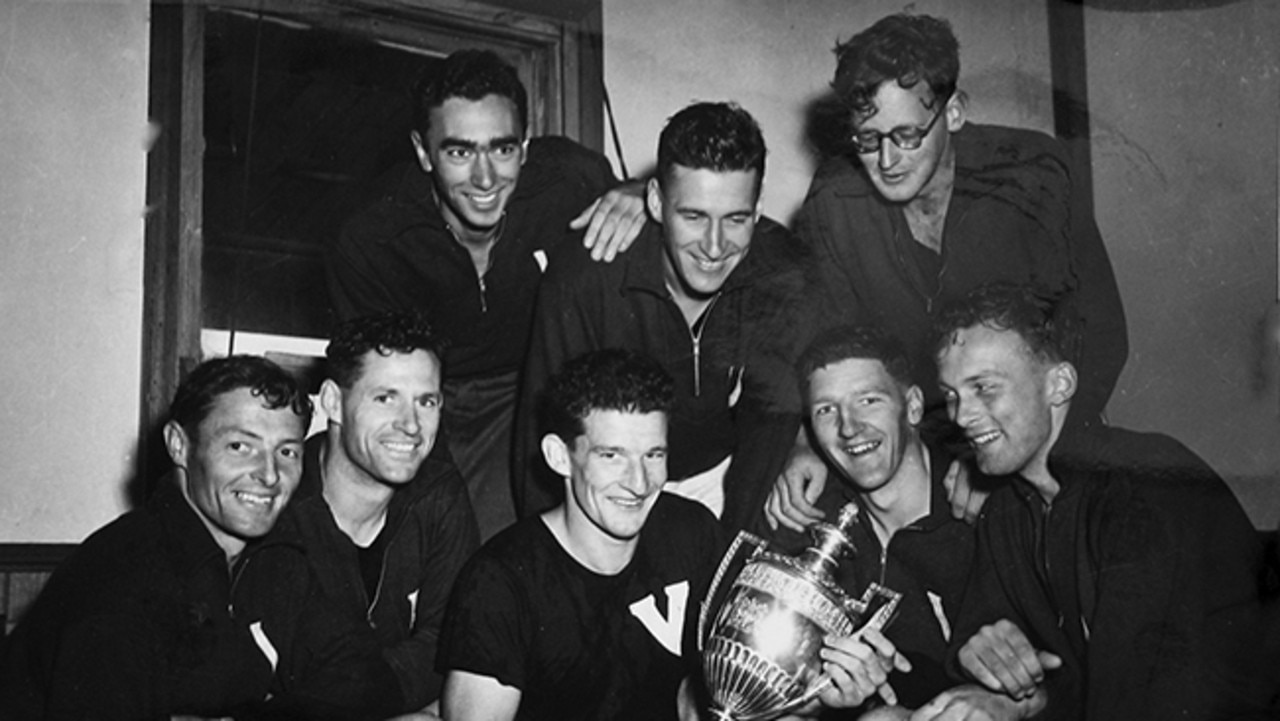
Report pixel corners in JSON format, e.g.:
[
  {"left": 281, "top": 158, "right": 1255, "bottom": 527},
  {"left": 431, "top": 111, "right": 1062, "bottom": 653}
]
[
  {"left": 572, "top": 181, "right": 647, "bottom": 262},
  {"left": 957, "top": 620, "right": 1060, "bottom": 701},
  {"left": 910, "top": 684, "right": 1047, "bottom": 721},
  {"left": 944, "top": 460, "right": 989, "bottom": 525},
  {"left": 764, "top": 437, "right": 829, "bottom": 532}
]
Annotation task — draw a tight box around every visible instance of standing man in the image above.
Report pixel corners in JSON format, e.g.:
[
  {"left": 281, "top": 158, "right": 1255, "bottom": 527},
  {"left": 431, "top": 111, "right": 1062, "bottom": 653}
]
[
  {"left": 772, "top": 325, "right": 975, "bottom": 711},
  {"left": 328, "top": 49, "right": 646, "bottom": 540},
  {"left": 436, "top": 349, "right": 720, "bottom": 721},
  {"left": 774, "top": 11, "right": 1129, "bottom": 530},
  {"left": 0, "top": 356, "right": 400, "bottom": 720},
  {"left": 517, "top": 101, "right": 816, "bottom": 532},
  {"left": 929, "top": 283, "right": 1269, "bottom": 721},
  {"left": 281, "top": 312, "right": 480, "bottom": 714}
]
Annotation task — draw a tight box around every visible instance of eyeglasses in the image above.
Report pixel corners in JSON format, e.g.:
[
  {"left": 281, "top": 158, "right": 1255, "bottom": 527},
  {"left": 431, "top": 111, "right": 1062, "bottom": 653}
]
[{"left": 849, "top": 98, "right": 948, "bottom": 154}]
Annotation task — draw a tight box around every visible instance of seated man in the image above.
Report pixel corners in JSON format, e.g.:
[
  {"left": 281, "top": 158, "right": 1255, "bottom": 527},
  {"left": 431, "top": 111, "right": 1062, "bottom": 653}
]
[
  {"left": 281, "top": 312, "right": 481, "bottom": 712},
  {"left": 0, "top": 356, "right": 399, "bottom": 720},
  {"left": 516, "top": 101, "right": 816, "bottom": 532},
  {"left": 328, "top": 49, "right": 647, "bottom": 541},
  {"left": 929, "top": 283, "right": 1270, "bottom": 720},
  {"left": 770, "top": 325, "right": 974, "bottom": 711},
  {"left": 437, "top": 349, "right": 722, "bottom": 720}
]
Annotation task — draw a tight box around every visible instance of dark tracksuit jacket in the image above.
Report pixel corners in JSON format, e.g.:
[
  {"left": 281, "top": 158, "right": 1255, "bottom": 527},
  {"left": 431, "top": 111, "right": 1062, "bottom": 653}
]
[
  {"left": 282, "top": 433, "right": 481, "bottom": 710},
  {"left": 0, "top": 478, "right": 401, "bottom": 720},
  {"left": 515, "top": 218, "right": 819, "bottom": 532}
]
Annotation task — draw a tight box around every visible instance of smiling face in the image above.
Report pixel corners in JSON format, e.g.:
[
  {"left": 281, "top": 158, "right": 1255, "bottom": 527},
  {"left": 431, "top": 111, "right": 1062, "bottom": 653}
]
[
  {"left": 412, "top": 94, "right": 527, "bottom": 240},
  {"left": 648, "top": 165, "right": 760, "bottom": 301},
  {"left": 546, "top": 409, "right": 668, "bottom": 545},
  {"left": 808, "top": 357, "right": 924, "bottom": 495},
  {"left": 853, "top": 81, "right": 961, "bottom": 206},
  {"left": 166, "top": 387, "right": 306, "bottom": 562},
  {"left": 937, "top": 324, "right": 1069, "bottom": 481},
  {"left": 323, "top": 349, "right": 443, "bottom": 488}
]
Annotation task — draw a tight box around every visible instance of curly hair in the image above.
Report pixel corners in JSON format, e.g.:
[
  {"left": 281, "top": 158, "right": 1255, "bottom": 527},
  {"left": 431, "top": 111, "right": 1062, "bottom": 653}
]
[
  {"left": 413, "top": 49, "right": 528, "bottom": 137},
  {"left": 933, "top": 282, "right": 1082, "bottom": 366},
  {"left": 832, "top": 13, "right": 959, "bottom": 121},
  {"left": 169, "top": 355, "right": 312, "bottom": 439},
  {"left": 541, "top": 349, "right": 675, "bottom": 443},
  {"left": 796, "top": 324, "right": 915, "bottom": 400},
  {"left": 326, "top": 311, "right": 447, "bottom": 389},
  {"left": 656, "top": 101, "right": 766, "bottom": 189}
]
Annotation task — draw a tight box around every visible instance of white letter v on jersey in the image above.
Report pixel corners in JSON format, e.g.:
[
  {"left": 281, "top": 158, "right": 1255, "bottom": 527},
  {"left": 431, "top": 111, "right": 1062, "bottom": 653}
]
[{"left": 629, "top": 581, "right": 689, "bottom": 655}]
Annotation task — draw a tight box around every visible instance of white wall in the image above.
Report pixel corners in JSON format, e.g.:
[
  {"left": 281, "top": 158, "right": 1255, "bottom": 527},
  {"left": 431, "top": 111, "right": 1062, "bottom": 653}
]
[
  {"left": 0, "top": 0, "right": 149, "bottom": 542},
  {"left": 1088, "top": 1, "right": 1280, "bottom": 530}
]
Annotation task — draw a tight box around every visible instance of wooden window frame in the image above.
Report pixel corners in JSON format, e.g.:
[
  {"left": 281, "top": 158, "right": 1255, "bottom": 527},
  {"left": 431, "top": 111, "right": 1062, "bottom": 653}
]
[{"left": 140, "top": 0, "right": 603, "bottom": 486}]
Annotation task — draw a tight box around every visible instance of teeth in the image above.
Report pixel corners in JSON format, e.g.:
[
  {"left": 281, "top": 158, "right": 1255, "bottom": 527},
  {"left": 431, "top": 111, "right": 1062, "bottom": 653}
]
[
  {"left": 235, "top": 492, "right": 273, "bottom": 507},
  {"left": 971, "top": 430, "right": 1000, "bottom": 446},
  {"left": 846, "top": 440, "right": 880, "bottom": 456},
  {"left": 383, "top": 441, "right": 418, "bottom": 453}
]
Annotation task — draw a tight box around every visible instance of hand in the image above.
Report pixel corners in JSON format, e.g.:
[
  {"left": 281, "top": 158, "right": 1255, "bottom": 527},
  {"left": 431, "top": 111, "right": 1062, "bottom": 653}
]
[
  {"left": 571, "top": 181, "right": 646, "bottom": 262},
  {"left": 817, "top": 627, "right": 912, "bottom": 709},
  {"left": 943, "top": 460, "right": 989, "bottom": 524},
  {"left": 764, "top": 443, "right": 828, "bottom": 532},
  {"left": 910, "top": 684, "right": 1047, "bottom": 721},
  {"left": 957, "top": 620, "right": 1061, "bottom": 700}
]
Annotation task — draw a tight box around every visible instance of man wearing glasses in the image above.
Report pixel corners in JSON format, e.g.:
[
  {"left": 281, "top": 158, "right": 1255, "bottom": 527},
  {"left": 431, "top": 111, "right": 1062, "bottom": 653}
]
[{"left": 769, "top": 13, "right": 1129, "bottom": 531}]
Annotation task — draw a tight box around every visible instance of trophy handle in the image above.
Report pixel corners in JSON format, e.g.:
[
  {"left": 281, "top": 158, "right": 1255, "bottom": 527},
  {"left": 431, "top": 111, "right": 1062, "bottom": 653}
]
[
  {"left": 697, "top": 531, "right": 768, "bottom": 651},
  {"left": 772, "top": 584, "right": 906, "bottom": 716},
  {"left": 843, "top": 582, "right": 903, "bottom": 636}
]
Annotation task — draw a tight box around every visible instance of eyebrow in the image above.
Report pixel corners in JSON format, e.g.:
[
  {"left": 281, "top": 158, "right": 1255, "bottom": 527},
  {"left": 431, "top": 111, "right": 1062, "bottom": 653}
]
[{"left": 438, "top": 135, "right": 522, "bottom": 151}]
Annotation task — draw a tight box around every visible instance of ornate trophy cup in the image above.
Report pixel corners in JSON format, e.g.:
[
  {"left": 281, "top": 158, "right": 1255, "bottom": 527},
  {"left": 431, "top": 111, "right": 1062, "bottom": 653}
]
[{"left": 698, "top": 503, "right": 901, "bottom": 721}]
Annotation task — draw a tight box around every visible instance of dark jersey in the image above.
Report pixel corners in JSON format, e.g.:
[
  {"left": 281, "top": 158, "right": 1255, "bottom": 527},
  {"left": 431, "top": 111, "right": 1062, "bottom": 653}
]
[{"left": 438, "top": 493, "right": 723, "bottom": 721}]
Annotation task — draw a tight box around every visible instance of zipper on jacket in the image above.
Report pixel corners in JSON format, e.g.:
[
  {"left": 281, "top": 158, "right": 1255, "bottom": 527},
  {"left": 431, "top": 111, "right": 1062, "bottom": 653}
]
[
  {"left": 686, "top": 294, "right": 721, "bottom": 397},
  {"left": 228, "top": 555, "right": 250, "bottom": 619}
]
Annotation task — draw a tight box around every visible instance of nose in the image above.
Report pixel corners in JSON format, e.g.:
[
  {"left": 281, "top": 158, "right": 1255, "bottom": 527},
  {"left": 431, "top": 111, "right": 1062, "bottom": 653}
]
[
  {"left": 701, "top": 222, "right": 726, "bottom": 259},
  {"left": 838, "top": 406, "right": 864, "bottom": 439},
  {"left": 255, "top": 453, "right": 281, "bottom": 488},
  {"left": 619, "top": 458, "right": 651, "bottom": 495},
  {"left": 878, "top": 140, "right": 899, "bottom": 170},
  {"left": 395, "top": 403, "right": 422, "bottom": 436},
  {"left": 951, "top": 393, "right": 979, "bottom": 428},
  {"left": 471, "top": 152, "right": 496, "bottom": 190}
]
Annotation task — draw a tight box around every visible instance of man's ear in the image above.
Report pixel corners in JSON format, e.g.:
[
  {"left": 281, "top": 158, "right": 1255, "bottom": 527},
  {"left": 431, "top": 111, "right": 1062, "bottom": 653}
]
[
  {"left": 541, "top": 433, "right": 573, "bottom": 478},
  {"left": 944, "top": 90, "right": 967, "bottom": 133},
  {"left": 905, "top": 384, "right": 925, "bottom": 426},
  {"left": 1046, "top": 361, "right": 1078, "bottom": 408},
  {"left": 163, "top": 420, "right": 190, "bottom": 469},
  {"left": 319, "top": 378, "right": 344, "bottom": 427},
  {"left": 646, "top": 177, "right": 664, "bottom": 222},
  {"left": 520, "top": 135, "right": 530, "bottom": 167},
  {"left": 410, "top": 130, "right": 432, "bottom": 173}
]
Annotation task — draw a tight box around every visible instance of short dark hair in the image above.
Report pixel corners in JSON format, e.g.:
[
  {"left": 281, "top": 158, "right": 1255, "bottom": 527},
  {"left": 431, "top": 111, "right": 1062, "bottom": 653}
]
[
  {"left": 933, "top": 282, "right": 1082, "bottom": 366},
  {"left": 832, "top": 13, "right": 959, "bottom": 121},
  {"left": 796, "top": 325, "right": 915, "bottom": 401},
  {"left": 326, "top": 311, "right": 446, "bottom": 389},
  {"left": 542, "top": 349, "right": 675, "bottom": 443},
  {"left": 413, "top": 49, "right": 528, "bottom": 137},
  {"left": 656, "top": 102, "right": 766, "bottom": 189},
  {"left": 169, "top": 355, "right": 313, "bottom": 439}
]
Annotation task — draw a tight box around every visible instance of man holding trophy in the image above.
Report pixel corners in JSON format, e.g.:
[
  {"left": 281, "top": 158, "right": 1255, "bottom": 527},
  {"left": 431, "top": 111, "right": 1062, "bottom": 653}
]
[{"left": 437, "top": 349, "right": 901, "bottom": 720}]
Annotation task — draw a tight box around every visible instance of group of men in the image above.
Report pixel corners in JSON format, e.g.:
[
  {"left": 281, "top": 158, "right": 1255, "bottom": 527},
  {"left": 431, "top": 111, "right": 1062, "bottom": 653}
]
[{"left": 2, "top": 10, "right": 1276, "bottom": 721}]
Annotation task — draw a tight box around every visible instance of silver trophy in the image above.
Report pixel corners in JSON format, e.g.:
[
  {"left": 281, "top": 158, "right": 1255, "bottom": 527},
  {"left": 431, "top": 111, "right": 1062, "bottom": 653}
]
[{"left": 698, "top": 503, "right": 901, "bottom": 721}]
